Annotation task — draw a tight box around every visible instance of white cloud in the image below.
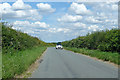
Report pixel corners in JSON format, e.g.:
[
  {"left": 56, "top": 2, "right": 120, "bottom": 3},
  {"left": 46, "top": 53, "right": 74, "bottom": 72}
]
[
  {"left": 14, "top": 9, "right": 42, "bottom": 20},
  {"left": 0, "top": 0, "right": 42, "bottom": 21},
  {"left": 0, "top": 0, "right": 56, "bottom": 20},
  {"left": 92, "top": 2, "right": 118, "bottom": 12},
  {"left": 0, "top": 3, "right": 13, "bottom": 18},
  {"left": 85, "top": 16, "right": 102, "bottom": 24},
  {"left": 88, "top": 25, "right": 99, "bottom": 31},
  {"left": 48, "top": 28, "right": 70, "bottom": 33},
  {"left": 51, "top": 2, "right": 118, "bottom": 42},
  {"left": 37, "top": 3, "right": 55, "bottom": 13},
  {"left": 0, "top": 3, "right": 11, "bottom": 10},
  {"left": 12, "top": 0, "right": 31, "bottom": 10},
  {"left": 105, "top": 19, "right": 117, "bottom": 26},
  {"left": 96, "top": 12, "right": 107, "bottom": 19},
  {"left": 73, "top": 22, "right": 86, "bottom": 28},
  {"left": 111, "top": 4, "right": 118, "bottom": 10},
  {"left": 34, "top": 21, "right": 49, "bottom": 28},
  {"left": 57, "top": 28, "right": 70, "bottom": 33},
  {"left": 15, "top": 10, "right": 28, "bottom": 17},
  {"left": 13, "top": 21, "right": 50, "bottom": 31},
  {"left": 13, "top": 21, "right": 30, "bottom": 26},
  {"left": 58, "top": 14, "right": 82, "bottom": 22},
  {"left": 69, "top": 3, "right": 91, "bottom": 15}
]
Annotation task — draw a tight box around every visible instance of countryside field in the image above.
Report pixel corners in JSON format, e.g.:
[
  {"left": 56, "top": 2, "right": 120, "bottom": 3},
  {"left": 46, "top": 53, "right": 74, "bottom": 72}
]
[
  {"left": 1, "top": 21, "right": 120, "bottom": 78},
  {"left": 1, "top": 20, "right": 120, "bottom": 79},
  {"left": 1, "top": 0, "right": 120, "bottom": 79}
]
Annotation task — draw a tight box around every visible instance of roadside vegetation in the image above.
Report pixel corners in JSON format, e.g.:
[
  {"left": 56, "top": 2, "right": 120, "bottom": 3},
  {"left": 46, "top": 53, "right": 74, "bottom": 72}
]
[
  {"left": 1, "top": 22, "right": 54, "bottom": 78},
  {"left": 65, "top": 47, "right": 119, "bottom": 65},
  {"left": 62, "top": 29, "right": 120, "bottom": 65},
  {"left": 3, "top": 46, "right": 47, "bottom": 78},
  {"left": 2, "top": 22, "right": 47, "bottom": 54}
]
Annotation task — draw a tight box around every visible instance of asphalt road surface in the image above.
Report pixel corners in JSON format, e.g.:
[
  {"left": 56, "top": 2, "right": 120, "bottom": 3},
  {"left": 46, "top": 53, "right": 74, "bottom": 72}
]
[{"left": 31, "top": 47, "right": 118, "bottom": 78}]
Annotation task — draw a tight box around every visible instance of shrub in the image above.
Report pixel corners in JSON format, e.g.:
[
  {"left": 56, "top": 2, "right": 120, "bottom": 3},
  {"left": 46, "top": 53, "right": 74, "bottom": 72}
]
[{"left": 62, "top": 29, "right": 120, "bottom": 53}]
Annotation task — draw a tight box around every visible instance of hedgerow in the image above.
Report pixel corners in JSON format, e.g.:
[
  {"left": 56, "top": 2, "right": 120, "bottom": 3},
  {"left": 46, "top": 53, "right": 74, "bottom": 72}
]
[
  {"left": 62, "top": 29, "right": 120, "bottom": 52},
  {"left": 2, "top": 22, "right": 46, "bottom": 54},
  {"left": 1, "top": 22, "right": 54, "bottom": 78}
]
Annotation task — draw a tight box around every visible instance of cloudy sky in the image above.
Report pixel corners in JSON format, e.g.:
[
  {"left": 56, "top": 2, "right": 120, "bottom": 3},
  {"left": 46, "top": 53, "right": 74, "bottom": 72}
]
[{"left": 0, "top": 0, "right": 118, "bottom": 42}]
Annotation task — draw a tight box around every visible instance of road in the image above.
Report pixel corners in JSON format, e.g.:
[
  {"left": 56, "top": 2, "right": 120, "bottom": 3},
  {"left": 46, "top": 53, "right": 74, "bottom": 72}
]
[{"left": 31, "top": 47, "right": 118, "bottom": 78}]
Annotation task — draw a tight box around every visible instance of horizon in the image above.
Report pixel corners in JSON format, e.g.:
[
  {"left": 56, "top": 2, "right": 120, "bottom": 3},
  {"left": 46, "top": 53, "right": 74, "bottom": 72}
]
[{"left": 0, "top": 0, "right": 118, "bottom": 42}]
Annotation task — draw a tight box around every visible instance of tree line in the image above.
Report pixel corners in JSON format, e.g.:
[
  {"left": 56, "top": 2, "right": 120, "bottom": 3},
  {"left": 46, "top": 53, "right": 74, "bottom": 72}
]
[
  {"left": 1, "top": 22, "right": 54, "bottom": 54},
  {"left": 62, "top": 29, "right": 120, "bottom": 53}
]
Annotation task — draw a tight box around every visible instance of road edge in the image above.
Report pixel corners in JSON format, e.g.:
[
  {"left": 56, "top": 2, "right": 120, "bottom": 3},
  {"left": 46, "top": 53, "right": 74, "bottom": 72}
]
[
  {"left": 63, "top": 48, "right": 119, "bottom": 68},
  {"left": 15, "top": 47, "right": 48, "bottom": 78}
]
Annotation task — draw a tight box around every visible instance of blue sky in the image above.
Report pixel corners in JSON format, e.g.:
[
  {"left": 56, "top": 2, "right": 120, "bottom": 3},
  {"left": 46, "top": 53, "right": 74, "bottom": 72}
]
[{"left": 0, "top": 0, "right": 118, "bottom": 42}]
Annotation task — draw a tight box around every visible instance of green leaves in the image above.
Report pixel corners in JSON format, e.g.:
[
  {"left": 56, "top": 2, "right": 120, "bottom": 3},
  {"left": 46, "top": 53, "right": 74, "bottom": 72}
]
[
  {"left": 62, "top": 29, "right": 120, "bottom": 53},
  {"left": 2, "top": 23, "right": 46, "bottom": 54},
  {"left": 1, "top": 22, "right": 54, "bottom": 78}
]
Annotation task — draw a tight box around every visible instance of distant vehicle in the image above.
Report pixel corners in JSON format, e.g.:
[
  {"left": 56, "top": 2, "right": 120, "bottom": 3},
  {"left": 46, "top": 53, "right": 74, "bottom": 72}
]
[{"left": 56, "top": 42, "right": 63, "bottom": 49}]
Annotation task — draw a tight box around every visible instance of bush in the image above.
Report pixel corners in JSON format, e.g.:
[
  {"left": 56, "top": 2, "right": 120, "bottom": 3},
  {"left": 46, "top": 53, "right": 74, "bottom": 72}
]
[
  {"left": 62, "top": 29, "right": 120, "bottom": 53},
  {"left": 2, "top": 22, "right": 46, "bottom": 54}
]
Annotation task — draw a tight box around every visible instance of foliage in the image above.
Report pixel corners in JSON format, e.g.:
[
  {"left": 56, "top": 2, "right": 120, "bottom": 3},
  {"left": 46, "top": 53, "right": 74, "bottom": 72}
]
[
  {"left": 62, "top": 29, "right": 120, "bottom": 52},
  {"left": 2, "top": 22, "right": 46, "bottom": 54},
  {"left": 1, "top": 22, "right": 54, "bottom": 78}
]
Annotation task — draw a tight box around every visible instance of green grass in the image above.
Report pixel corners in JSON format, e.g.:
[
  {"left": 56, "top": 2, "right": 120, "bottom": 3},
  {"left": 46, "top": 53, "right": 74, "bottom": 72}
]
[
  {"left": 1, "top": 22, "right": 54, "bottom": 78},
  {"left": 2, "top": 46, "right": 47, "bottom": 78},
  {"left": 64, "top": 47, "right": 119, "bottom": 65}
]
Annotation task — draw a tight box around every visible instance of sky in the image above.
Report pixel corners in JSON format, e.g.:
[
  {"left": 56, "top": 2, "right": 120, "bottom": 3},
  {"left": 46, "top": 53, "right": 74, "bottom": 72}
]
[{"left": 0, "top": 0, "right": 118, "bottom": 42}]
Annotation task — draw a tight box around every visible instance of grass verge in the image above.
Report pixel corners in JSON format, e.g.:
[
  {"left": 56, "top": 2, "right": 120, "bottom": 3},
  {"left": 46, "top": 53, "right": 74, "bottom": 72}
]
[
  {"left": 64, "top": 47, "right": 119, "bottom": 65},
  {"left": 2, "top": 46, "right": 47, "bottom": 78}
]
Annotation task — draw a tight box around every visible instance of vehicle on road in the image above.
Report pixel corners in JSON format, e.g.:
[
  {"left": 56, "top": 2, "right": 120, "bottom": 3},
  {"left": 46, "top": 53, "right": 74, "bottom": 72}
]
[{"left": 56, "top": 42, "right": 63, "bottom": 49}]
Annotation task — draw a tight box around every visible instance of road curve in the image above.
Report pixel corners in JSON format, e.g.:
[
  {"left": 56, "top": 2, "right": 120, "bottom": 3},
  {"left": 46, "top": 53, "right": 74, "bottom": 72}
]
[{"left": 31, "top": 47, "right": 118, "bottom": 78}]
